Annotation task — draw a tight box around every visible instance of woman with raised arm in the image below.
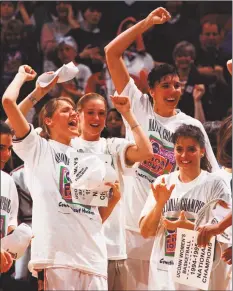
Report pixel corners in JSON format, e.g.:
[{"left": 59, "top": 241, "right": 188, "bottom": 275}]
[
  {"left": 104, "top": 7, "right": 219, "bottom": 289},
  {"left": 2, "top": 65, "right": 153, "bottom": 290},
  {"left": 139, "top": 124, "right": 231, "bottom": 290}
]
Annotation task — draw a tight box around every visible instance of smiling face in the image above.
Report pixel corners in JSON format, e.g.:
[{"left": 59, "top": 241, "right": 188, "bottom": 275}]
[
  {"left": 174, "top": 136, "right": 205, "bottom": 174},
  {"left": 45, "top": 100, "right": 79, "bottom": 144},
  {"left": 0, "top": 133, "right": 13, "bottom": 170},
  {"left": 150, "top": 74, "right": 181, "bottom": 117},
  {"left": 79, "top": 99, "right": 107, "bottom": 141}
]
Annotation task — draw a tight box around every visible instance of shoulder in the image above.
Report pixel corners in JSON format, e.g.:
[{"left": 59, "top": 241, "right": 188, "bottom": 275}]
[{"left": 1, "top": 170, "right": 16, "bottom": 186}]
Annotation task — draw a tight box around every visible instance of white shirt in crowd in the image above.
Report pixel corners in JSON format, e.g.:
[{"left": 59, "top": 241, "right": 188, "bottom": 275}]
[
  {"left": 1, "top": 170, "right": 19, "bottom": 238},
  {"left": 13, "top": 126, "right": 133, "bottom": 276},
  {"left": 117, "top": 78, "right": 219, "bottom": 260},
  {"left": 140, "top": 170, "right": 231, "bottom": 290}
]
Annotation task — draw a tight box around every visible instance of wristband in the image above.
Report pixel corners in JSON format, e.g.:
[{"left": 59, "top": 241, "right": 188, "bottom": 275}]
[
  {"left": 28, "top": 94, "right": 38, "bottom": 105},
  {"left": 131, "top": 124, "right": 140, "bottom": 131}
]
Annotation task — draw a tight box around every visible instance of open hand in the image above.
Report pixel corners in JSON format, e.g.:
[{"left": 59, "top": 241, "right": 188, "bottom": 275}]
[
  {"left": 18, "top": 65, "right": 37, "bottom": 82},
  {"left": 193, "top": 84, "right": 205, "bottom": 102},
  {"left": 151, "top": 177, "right": 175, "bottom": 206},
  {"left": 0, "top": 249, "right": 13, "bottom": 273},
  {"left": 110, "top": 95, "right": 131, "bottom": 114},
  {"left": 163, "top": 211, "right": 195, "bottom": 231},
  {"left": 35, "top": 74, "right": 59, "bottom": 99},
  {"left": 145, "top": 7, "right": 171, "bottom": 28}
]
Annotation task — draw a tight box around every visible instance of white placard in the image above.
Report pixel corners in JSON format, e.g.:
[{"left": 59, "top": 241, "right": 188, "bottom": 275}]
[
  {"left": 37, "top": 62, "right": 79, "bottom": 87},
  {"left": 172, "top": 228, "right": 215, "bottom": 290},
  {"left": 1, "top": 223, "right": 33, "bottom": 260},
  {"left": 69, "top": 152, "right": 117, "bottom": 207}
]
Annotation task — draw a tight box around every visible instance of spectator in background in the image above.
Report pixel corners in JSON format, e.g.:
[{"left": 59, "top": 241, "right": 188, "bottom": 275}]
[
  {"left": 196, "top": 20, "right": 227, "bottom": 82},
  {"left": 144, "top": 1, "right": 199, "bottom": 65},
  {"left": 40, "top": 1, "right": 79, "bottom": 72},
  {"left": 0, "top": 18, "right": 39, "bottom": 119},
  {"left": 101, "top": 108, "right": 125, "bottom": 138},
  {"left": 203, "top": 121, "right": 221, "bottom": 158},
  {"left": 49, "top": 36, "right": 92, "bottom": 102},
  {"left": 0, "top": 1, "right": 17, "bottom": 27},
  {"left": 67, "top": 2, "right": 106, "bottom": 72}
]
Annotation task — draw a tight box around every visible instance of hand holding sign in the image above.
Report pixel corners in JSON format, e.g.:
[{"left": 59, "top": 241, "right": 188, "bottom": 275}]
[
  {"left": 151, "top": 177, "right": 175, "bottom": 206},
  {"left": 163, "top": 211, "right": 195, "bottom": 231},
  {"left": 222, "top": 246, "right": 232, "bottom": 265}
]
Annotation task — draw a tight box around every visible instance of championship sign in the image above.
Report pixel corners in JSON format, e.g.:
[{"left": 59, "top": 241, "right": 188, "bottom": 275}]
[{"left": 172, "top": 228, "right": 215, "bottom": 290}]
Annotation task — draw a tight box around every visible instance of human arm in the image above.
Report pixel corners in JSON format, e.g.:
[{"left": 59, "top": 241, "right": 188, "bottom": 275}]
[
  {"left": 2, "top": 65, "right": 37, "bottom": 138},
  {"left": 222, "top": 246, "right": 232, "bottom": 265},
  {"left": 99, "top": 182, "right": 121, "bottom": 223},
  {"left": 105, "top": 7, "right": 171, "bottom": 94},
  {"left": 163, "top": 211, "right": 195, "bottom": 231},
  {"left": 193, "top": 84, "right": 206, "bottom": 124},
  {"left": 18, "top": 2, "right": 32, "bottom": 25},
  {"left": 197, "top": 212, "right": 232, "bottom": 247},
  {"left": 227, "top": 59, "right": 232, "bottom": 75},
  {"left": 111, "top": 95, "right": 153, "bottom": 164},
  {"left": 67, "top": 4, "right": 80, "bottom": 29},
  {"left": 0, "top": 249, "right": 13, "bottom": 273},
  {"left": 139, "top": 177, "right": 175, "bottom": 238}
]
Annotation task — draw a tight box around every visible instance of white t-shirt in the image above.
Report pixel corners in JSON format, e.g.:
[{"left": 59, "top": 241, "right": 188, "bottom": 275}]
[
  {"left": 71, "top": 137, "right": 134, "bottom": 261},
  {"left": 1, "top": 170, "right": 19, "bottom": 238},
  {"left": 117, "top": 78, "right": 219, "bottom": 260},
  {"left": 214, "top": 168, "right": 232, "bottom": 191},
  {"left": 13, "top": 128, "right": 133, "bottom": 275},
  {"left": 140, "top": 170, "right": 231, "bottom": 290}
]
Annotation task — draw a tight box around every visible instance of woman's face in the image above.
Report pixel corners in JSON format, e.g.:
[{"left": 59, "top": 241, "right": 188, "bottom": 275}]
[
  {"left": 106, "top": 111, "right": 123, "bottom": 137},
  {"left": 174, "top": 136, "right": 205, "bottom": 173},
  {"left": 79, "top": 99, "right": 107, "bottom": 140},
  {"left": 46, "top": 100, "right": 79, "bottom": 141},
  {"left": 150, "top": 74, "right": 181, "bottom": 115}
]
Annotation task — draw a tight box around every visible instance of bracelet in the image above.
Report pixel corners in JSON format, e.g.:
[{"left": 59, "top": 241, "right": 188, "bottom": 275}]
[
  {"left": 131, "top": 124, "right": 140, "bottom": 131},
  {"left": 28, "top": 94, "right": 38, "bottom": 105}
]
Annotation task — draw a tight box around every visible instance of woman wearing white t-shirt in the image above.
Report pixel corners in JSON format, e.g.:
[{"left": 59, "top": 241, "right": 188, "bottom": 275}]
[
  {"left": 139, "top": 124, "right": 231, "bottom": 290},
  {"left": 2, "top": 65, "right": 153, "bottom": 290},
  {"left": 105, "top": 7, "right": 219, "bottom": 289}
]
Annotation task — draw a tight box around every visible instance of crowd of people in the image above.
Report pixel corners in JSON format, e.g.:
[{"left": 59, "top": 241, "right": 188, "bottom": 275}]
[{"left": 0, "top": 2, "right": 232, "bottom": 291}]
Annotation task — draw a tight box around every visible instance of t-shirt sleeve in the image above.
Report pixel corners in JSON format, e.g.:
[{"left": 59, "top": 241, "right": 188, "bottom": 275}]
[
  {"left": 13, "top": 125, "right": 47, "bottom": 169},
  {"left": 107, "top": 138, "right": 136, "bottom": 175},
  {"left": 8, "top": 176, "right": 19, "bottom": 229},
  {"left": 114, "top": 77, "right": 151, "bottom": 118},
  {"left": 209, "top": 177, "right": 232, "bottom": 204}
]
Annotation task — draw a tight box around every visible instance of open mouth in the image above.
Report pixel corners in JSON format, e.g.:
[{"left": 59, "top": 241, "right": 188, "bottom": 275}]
[
  {"left": 90, "top": 124, "right": 100, "bottom": 128},
  {"left": 165, "top": 97, "right": 176, "bottom": 103},
  {"left": 68, "top": 120, "right": 78, "bottom": 128}
]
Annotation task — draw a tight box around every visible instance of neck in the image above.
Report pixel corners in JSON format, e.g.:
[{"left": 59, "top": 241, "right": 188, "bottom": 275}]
[
  {"left": 224, "top": 167, "right": 232, "bottom": 173},
  {"left": 153, "top": 105, "right": 176, "bottom": 117},
  {"left": 179, "top": 168, "right": 201, "bottom": 183},
  {"left": 177, "top": 67, "right": 190, "bottom": 80},
  {"left": 81, "top": 131, "right": 100, "bottom": 141},
  {"left": 83, "top": 19, "right": 97, "bottom": 31},
  {"left": 50, "top": 133, "right": 71, "bottom": 146}
]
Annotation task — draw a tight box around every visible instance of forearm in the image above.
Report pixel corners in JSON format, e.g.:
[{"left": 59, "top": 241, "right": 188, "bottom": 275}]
[
  {"left": 99, "top": 198, "right": 120, "bottom": 223},
  {"left": 194, "top": 101, "right": 206, "bottom": 123},
  {"left": 105, "top": 19, "right": 150, "bottom": 58},
  {"left": 217, "top": 212, "right": 232, "bottom": 234},
  {"left": 140, "top": 203, "right": 164, "bottom": 238},
  {"left": 123, "top": 110, "right": 153, "bottom": 161},
  {"left": 2, "top": 73, "right": 26, "bottom": 105}
]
